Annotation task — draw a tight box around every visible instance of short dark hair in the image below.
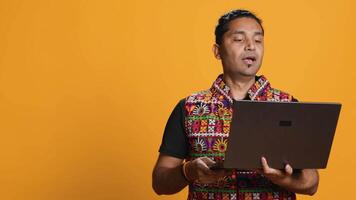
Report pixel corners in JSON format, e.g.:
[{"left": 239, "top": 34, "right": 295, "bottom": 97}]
[{"left": 215, "top": 9, "right": 264, "bottom": 45}]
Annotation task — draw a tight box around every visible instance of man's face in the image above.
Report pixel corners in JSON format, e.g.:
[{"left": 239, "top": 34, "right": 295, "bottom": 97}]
[{"left": 216, "top": 17, "right": 264, "bottom": 77}]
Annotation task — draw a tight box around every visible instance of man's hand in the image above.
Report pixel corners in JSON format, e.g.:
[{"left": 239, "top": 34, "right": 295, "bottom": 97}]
[
  {"left": 257, "top": 157, "right": 293, "bottom": 185},
  {"left": 152, "top": 155, "right": 231, "bottom": 195},
  {"left": 258, "top": 157, "right": 319, "bottom": 195},
  {"left": 185, "top": 157, "right": 231, "bottom": 184}
]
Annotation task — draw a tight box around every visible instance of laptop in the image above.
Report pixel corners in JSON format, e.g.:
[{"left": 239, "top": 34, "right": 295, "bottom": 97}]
[{"left": 211, "top": 100, "right": 341, "bottom": 170}]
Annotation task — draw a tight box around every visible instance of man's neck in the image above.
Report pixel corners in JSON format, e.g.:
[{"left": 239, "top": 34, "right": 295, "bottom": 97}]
[{"left": 223, "top": 73, "right": 256, "bottom": 100}]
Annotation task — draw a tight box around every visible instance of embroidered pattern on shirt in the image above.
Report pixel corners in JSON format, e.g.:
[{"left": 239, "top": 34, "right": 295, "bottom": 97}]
[{"left": 184, "top": 74, "right": 296, "bottom": 200}]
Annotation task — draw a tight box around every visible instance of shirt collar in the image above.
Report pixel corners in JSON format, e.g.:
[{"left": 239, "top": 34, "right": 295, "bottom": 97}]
[{"left": 210, "top": 74, "right": 271, "bottom": 102}]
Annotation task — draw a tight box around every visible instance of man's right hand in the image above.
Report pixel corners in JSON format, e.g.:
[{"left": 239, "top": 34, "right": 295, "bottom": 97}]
[{"left": 185, "top": 157, "right": 231, "bottom": 184}]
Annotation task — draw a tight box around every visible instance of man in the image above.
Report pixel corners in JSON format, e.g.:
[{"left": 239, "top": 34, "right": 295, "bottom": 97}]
[{"left": 152, "top": 9, "right": 319, "bottom": 200}]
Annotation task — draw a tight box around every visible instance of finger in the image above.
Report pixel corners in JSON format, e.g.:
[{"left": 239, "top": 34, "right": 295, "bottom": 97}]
[
  {"left": 196, "top": 169, "right": 223, "bottom": 184},
  {"left": 285, "top": 164, "right": 293, "bottom": 175},
  {"left": 261, "top": 157, "right": 270, "bottom": 172},
  {"left": 261, "top": 157, "right": 283, "bottom": 177},
  {"left": 256, "top": 169, "right": 263, "bottom": 175},
  {"left": 197, "top": 158, "right": 214, "bottom": 175},
  {"left": 200, "top": 157, "right": 216, "bottom": 167},
  {"left": 198, "top": 176, "right": 219, "bottom": 184},
  {"left": 212, "top": 169, "right": 228, "bottom": 177},
  {"left": 224, "top": 169, "right": 233, "bottom": 176}
]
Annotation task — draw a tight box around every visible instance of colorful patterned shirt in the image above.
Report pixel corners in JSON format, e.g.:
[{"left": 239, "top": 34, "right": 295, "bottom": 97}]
[{"left": 160, "top": 74, "right": 298, "bottom": 200}]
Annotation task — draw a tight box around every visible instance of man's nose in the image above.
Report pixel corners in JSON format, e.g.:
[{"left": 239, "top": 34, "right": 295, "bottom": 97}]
[{"left": 245, "top": 39, "right": 255, "bottom": 51}]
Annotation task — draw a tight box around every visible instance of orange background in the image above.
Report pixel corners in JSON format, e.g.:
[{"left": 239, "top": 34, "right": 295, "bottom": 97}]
[{"left": 0, "top": 0, "right": 355, "bottom": 199}]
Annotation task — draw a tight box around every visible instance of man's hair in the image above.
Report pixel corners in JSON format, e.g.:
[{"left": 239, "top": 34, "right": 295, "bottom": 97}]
[{"left": 215, "top": 9, "right": 264, "bottom": 45}]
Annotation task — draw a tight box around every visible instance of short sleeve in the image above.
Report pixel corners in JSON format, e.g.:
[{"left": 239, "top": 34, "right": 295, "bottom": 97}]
[
  {"left": 159, "top": 99, "right": 189, "bottom": 159},
  {"left": 291, "top": 96, "right": 299, "bottom": 102}
]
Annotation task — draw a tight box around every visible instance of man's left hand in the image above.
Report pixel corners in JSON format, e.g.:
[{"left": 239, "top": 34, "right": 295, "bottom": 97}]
[
  {"left": 257, "top": 156, "right": 319, "bottom": 195},
  {"left": 257, "top": 157, "right": 293, "bottom": 186}
]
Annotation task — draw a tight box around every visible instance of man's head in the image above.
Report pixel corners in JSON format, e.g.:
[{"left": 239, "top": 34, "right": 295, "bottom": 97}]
[{"left": 213, "top": 10, "right": 264, "bottom": 77}]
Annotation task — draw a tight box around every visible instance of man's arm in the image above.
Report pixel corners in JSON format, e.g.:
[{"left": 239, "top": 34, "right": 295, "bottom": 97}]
[
  {"left": 259, "top": 157, "right": 319, "bottom": 195},
  {"left": 152, "top": 154, "right": 230, "bottom": 195},
  {"left": 152, "top": 154, "right": 188, "bottom": 195}
]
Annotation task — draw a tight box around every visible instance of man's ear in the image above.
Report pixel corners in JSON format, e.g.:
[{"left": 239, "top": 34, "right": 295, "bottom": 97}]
[{"left": 212, "top": 44, "right": 221, "bottom": 60}]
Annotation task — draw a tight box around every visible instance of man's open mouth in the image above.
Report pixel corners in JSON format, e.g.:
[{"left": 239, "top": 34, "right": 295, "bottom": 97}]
[{"left": 242, "top": 56, "right": 256, "bottom": 65}]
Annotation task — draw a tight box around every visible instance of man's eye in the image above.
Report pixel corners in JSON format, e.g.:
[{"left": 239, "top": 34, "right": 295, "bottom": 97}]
[
  {"left": 255, "top": 40, "right": 262, "bottom": 43},
  {"left": 233, "top": 39, "right": 243, "bottom": 42}
]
